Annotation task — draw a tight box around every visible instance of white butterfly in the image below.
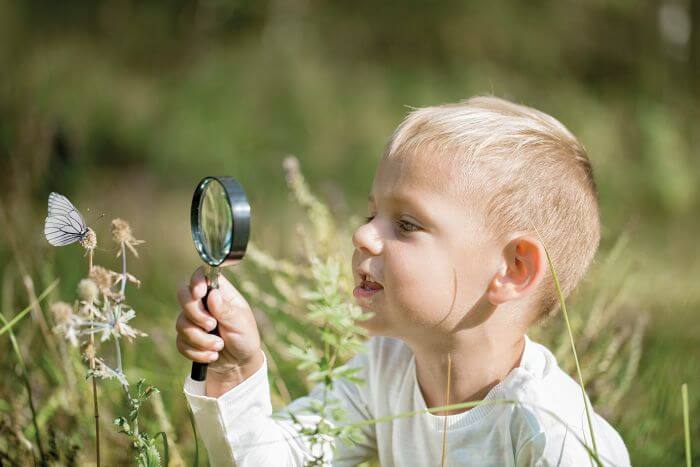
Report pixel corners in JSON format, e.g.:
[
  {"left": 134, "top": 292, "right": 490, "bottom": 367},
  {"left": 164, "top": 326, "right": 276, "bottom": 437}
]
[{"left": 44, "top": 192, "right": 91, "bottom": 247}]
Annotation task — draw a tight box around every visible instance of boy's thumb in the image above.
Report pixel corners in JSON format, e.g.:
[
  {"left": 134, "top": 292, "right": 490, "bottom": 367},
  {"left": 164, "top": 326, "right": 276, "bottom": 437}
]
[
  {"left": 216, "top": 275, "right": 249, "bottom": 309},
  {"left": 207, "top": 289, "right": 229, "bottom": 321}
]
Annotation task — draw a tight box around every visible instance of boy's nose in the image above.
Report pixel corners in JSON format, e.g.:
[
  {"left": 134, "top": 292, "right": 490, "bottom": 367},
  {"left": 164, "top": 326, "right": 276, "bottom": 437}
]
[{"left": 352, "top": 222, "right": 383, "bottom": 256}]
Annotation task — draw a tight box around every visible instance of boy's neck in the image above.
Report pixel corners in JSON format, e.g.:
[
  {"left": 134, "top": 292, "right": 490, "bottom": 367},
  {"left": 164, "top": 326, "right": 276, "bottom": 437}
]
[{"left": 406, "top": 326, "right": 526, "bottom": 416}]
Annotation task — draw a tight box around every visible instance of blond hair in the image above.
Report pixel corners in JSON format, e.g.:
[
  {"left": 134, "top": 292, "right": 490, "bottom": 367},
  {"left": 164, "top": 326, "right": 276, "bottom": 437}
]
[{"left": 382, "top": 95, "right": 601, "bottom": 320}]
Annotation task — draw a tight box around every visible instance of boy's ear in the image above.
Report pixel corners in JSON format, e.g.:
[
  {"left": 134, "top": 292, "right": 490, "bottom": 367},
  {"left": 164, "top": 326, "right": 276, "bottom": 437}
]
[{"left": 486, "top": 235, "right": 547, "bottom": 306}]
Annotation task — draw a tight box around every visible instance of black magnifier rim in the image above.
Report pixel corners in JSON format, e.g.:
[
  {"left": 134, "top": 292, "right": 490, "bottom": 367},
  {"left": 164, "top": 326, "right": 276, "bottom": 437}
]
[{"left": 191, "top": 176, "right": 250, "bottom": 267}]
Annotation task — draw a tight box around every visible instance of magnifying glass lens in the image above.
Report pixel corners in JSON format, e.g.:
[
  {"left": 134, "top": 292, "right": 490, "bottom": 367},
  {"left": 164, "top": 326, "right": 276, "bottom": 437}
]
[{"left": 199, "top": 179, "right": 233, "bottom": 264}]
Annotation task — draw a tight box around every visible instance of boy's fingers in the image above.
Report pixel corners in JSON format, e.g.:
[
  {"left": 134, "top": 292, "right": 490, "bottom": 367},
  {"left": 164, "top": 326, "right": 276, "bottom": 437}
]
[
  {"left": 177, "top": 283, "right": 198, "bottom": 308},
  {"left": 176, "top": 335, "right": 219, "bottom": 363},
  {"left": 178, "top": 285, "right": 217, "bottom": 331},
  {"left": 175, "top": 314, "right": 224, "bottom": 351},
  {"left": 189, "top": 267, "right": 208, "bottom": 299}
]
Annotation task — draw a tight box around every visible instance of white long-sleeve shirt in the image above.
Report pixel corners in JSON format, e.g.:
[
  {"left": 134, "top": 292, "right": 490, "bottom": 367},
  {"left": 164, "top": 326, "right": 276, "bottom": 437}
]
[{"left": 184, "top": 335, "right": 632, "bottom": 466}]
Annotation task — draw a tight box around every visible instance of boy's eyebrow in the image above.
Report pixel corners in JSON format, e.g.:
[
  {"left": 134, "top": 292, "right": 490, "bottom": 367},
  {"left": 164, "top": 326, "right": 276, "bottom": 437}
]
[{"left": 368, "top": 193, "right": 417, "bottom": 205}]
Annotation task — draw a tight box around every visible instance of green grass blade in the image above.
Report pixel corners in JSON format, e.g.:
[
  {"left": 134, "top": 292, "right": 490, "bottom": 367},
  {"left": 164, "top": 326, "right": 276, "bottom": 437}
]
[
  {"left": 682, "top": 383, "right": 692, "bottom": 467},
  {"left": 0, "top": 279, "right": 59, "bottom": 336},
  {"left": 156, "top": 431, "right": 170, "bottom": 467},
  {"left": 527, "top": 221, "right": 598, "bottom": 457}
]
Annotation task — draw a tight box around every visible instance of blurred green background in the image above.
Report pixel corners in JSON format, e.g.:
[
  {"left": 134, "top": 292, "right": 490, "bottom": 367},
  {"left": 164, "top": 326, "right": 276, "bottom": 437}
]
[{"left": 1, "top": 0, "right": 699, "bottom": 465}]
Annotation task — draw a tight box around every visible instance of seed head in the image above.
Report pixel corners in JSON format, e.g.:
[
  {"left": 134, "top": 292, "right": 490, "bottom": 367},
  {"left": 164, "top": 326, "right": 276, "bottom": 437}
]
[
  {"left": 77, "top": 278, "right": 99, "bottom": 303},
  {"left": 89, "top": 265, "right": 119, "bottom": 298},
  {"left": 79, "top": 228, "right": 97, "bottom": 251},
  {"left": 111, "top": 218, "right": 133, "bottom": 243},
  {"left": 50, "top": 301, "right": 82, "bottom": 347},
  {"left": 111, "top": 218, "right": 145, "bottom": 257},
  {"left": 49, "top": 301, "right": 74, "bottom": 325}
]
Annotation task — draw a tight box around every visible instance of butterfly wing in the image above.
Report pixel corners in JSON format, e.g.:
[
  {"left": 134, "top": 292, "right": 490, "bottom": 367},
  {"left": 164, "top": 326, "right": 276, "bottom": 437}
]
[{"left": 44, "top": 192, "right": 88, "bottom": 246}]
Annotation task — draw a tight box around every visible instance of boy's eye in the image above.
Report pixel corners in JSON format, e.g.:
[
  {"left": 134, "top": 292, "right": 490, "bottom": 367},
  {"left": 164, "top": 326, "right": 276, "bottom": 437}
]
[
  {"left": 364, "top": 215, "right": 418, "bottom": 233},
  {"left": 397, "top": 220, "right": 419, "bottom": 233}
]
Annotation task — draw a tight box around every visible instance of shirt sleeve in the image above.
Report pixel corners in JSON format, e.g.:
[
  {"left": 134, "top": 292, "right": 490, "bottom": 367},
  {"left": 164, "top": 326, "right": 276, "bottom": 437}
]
[{"left": 183, "top": 348, "right": 377, "bottom": 467}]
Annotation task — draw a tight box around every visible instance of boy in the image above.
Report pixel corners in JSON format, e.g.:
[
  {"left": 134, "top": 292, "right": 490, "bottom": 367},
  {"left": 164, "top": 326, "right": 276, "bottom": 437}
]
[{"left": 176, "top": 96, "right": 632, "bottom": 466}]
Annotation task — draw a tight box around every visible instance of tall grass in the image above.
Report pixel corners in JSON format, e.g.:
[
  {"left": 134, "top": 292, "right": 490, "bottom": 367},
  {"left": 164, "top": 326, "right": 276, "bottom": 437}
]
[
  {"left": 0, "top": 279, "right": 58, "bottom": 464},
  {"left": 682, "top": 383, "right": 692, "bottom": 467}
]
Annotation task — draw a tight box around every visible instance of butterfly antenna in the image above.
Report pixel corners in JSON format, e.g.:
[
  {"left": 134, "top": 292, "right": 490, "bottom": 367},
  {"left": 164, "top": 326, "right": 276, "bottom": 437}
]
[{"left": 85, "top": 206, "right": 106, "bottom": 225}]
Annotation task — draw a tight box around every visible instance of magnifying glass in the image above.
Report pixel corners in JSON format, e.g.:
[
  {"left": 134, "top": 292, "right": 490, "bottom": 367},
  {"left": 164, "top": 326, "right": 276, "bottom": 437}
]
[{"left": 190, "top": 176, "right": 251, "bottom": 381}]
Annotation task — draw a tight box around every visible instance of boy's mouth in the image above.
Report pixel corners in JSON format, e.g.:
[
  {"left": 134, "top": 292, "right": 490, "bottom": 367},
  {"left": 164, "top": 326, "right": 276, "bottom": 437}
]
[
  {"left": 356, "top": 269, "right": 383, "bottom": 288},
  {"left": 353, "top": 282, "right": 383, "bottom": 300},
  {"left": 359, "top": 280, "right": 383, "bottom": 291},
  {"left": 354, "top": 276, "right": 384, "bottom": 301}
]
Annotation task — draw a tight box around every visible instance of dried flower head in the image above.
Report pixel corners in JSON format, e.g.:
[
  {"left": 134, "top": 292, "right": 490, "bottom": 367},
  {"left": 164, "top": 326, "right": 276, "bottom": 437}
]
[
  {"left": 115, "top": 272, "right": 141, "bottom": 290},
  {"left": 111, "top": 218, "right": 145, "bottom": 257},
  {"left": 106, "top": 306, "right": 147, "bottom": 342},
  {"left": 92, "top": 357, "right": 129, "bottom": 387},
  {"left": 50, "top": 301, "right": 82, "bottom": 346},
  {"left": 79, "top": 227, "right": 97, "bottom": 251},
  {"left": 89, "top": 265, "right": 120, "bottom": 298},
  {"left": 83, "top": 302, "right": 147, "bottom": 343},
  {"left": 50, "top": 301, "right": 74, "bottom": 325},
  {"left": 77, "top": 278, "right": 99, "bottom": 303}
]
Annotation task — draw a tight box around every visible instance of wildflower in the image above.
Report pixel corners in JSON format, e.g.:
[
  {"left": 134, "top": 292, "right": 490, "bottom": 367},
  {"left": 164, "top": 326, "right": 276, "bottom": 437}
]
[
  {"left": 49, "top": 301, "right": 73, "bottom": 325},
  {"left": 82, "top": 302, "right": 147, "bottom": 343},
  {"left": 50, "top": 301, "right": 83, "bottom": 347},
  {"left": 79, "top": 227, "right": 97, "bottom": 251},
  {"left": 92, "top": 357, "right": 129, "bottom": 387},
  {"left": 114, "top": 272, "right": 141, "bottom": 290},
  {"left": 89, "top": 265, "right": 120, "bottom": 299},
  {"left": 78, "top": 299, "right": 103, "bottom": 320},
  {"left": 111, "top": 218, "right": 145, "bottom": 257},
  {"left": 106, "top": 306, "right": 147, "bottom": 342},
  {"left": 77, "top": 278, "right": 99, "bottom": 304}
]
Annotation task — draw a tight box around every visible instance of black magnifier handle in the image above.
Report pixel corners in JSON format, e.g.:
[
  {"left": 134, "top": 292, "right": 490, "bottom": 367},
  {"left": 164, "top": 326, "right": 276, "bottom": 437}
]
[
  {"left": 191, "top": 281, "right": 219, "bottom": 381},
  {"left": 190, "top": 176, "right": 250, "bottom": 382}
]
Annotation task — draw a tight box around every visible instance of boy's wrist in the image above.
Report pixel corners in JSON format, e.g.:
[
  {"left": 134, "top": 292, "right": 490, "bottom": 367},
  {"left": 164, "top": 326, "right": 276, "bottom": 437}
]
[{"left": 205, "top": 350, "right": 265, "bottom": 398}]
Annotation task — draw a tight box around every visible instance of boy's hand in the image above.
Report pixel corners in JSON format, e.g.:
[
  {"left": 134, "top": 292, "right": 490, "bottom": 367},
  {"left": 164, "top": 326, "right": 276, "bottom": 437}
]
[{"left": 176, "top": 267, "right": 263, "bottom": 395}]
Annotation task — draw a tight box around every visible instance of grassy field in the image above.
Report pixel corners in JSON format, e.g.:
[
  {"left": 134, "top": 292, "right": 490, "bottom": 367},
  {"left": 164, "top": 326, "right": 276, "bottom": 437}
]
[{"left": 1, "top": 1, "right": 699, "bottom": 465}]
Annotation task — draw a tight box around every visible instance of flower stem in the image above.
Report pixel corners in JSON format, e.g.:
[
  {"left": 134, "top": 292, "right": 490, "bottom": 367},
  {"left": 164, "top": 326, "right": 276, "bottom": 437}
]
[
  {"left": 114, "top": 333, "right": 123, "bottom": 375},
  {"left": 120, "top": 242, "right": 127, "bottom": 299},
  {"left": 88, "top": 249, "right": 101, "bottom": 467},
  {"left": 92, "top": 377, "right": 100, "bottom": 466}
]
